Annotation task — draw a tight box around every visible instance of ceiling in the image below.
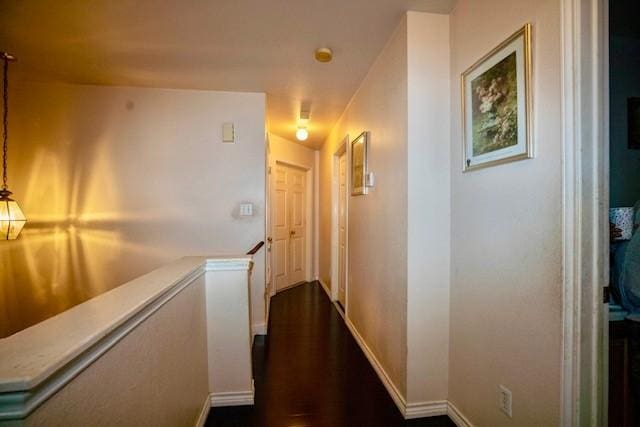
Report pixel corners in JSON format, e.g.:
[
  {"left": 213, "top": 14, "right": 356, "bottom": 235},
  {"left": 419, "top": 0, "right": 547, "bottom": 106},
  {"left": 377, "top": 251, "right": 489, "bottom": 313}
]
[{"left": 0, "top": 0, "right": 454, "bottom": 149}]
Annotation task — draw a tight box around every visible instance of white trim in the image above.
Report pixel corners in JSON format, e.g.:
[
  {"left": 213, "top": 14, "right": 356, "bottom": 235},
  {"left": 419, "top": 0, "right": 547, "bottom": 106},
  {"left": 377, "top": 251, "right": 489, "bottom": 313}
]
[
  {"left": 313, "top": 151, "right": 320, "bottom": 280},
  {"left": 330, "top": 138, "right": 349, "bottom": 304},
  {"left": 318, "top": 279, "right": 333, "bottom": 302},
  {"left": 331, "top": 283, "right": 463, "bottom": 423},
  {"left": 560, "top": 0, "right": 607, "bottom": 425},
  {"left": 305, "top": 165, "right": 313, "bottom": 282},
  {"left": 0, "top": 266, "right": 204, "bottom": 420},
  {"left": 271, "top": 160, "right": 315, "bottom": 288},
  {"left": 404, "top": 400, "right": 448, "bottom": 419},
  {"left": 332, "top": 301, "right": 346, "bottom": 320},
  {"left": 209, "top": 382, "right": 255, "bottom": 407},
  {"left": 345, "top": 317, "right": 451, "bottom": 420},
  {"left": 344, "top": 317, "right": 406, "bottom": 416},
  {"left": 274, "top": 281, "right": 306, "bottom": 294},
  {"left": 195, "top": 394, "right": 212, "bottom": 427},
  {"left": 447, "top": 401, "right": 474, "bottom": 427},
  {"left": 205, "top": 257, "right": 253, "bottom": 272},
  {"left": 252, "top": 322, "right": 267, "bottom": 336}
]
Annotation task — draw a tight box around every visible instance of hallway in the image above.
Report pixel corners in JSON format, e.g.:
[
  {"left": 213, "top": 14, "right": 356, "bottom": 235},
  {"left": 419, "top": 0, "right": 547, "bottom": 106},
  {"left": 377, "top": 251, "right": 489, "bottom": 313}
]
[{"left": 207, "top": 282, "right": 454, "bottom": 427}]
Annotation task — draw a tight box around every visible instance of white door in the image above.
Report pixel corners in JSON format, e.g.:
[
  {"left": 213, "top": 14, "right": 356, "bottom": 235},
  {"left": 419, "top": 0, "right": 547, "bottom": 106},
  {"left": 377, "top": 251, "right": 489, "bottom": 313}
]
[
  {"left": 273, "top": 164, "right": 307, "bottom": 292},
  {"left": 338, "top": 152, "right": 347, "bottom": 308}
]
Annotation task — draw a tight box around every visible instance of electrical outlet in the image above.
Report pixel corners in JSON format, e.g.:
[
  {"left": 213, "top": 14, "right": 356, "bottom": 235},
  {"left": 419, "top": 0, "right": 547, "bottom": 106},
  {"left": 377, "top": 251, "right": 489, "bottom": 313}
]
[{"left": 499, "top": 385, "right": 512, "bottom": 418}]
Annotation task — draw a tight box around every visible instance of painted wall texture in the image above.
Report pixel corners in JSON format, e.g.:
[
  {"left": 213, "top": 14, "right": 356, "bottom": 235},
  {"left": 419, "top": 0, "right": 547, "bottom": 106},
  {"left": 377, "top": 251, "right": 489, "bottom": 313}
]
[
  {"left": 448, "top": 0, "right": 563, "bottom": 425},
  {"left": 405, "top": 11, "right": 450, "bottom": 404},
  {"left": 0, "top": 81, "right": 267, "bottom": 337},
  {"left": 21, "top": 277, "right": 209, "bottom": 426},
  {"left": 319, "top": 17, "right": 409, "bottom": 396},
  {"left": 318, "top": 12, "right": 451, "bottom": 407}
]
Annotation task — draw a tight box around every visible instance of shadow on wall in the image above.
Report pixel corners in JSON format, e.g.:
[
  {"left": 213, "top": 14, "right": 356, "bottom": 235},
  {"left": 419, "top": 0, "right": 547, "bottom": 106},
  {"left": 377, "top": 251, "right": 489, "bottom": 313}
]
[{"left": 2, "top": 88, "right": 191, "bottom": 337}]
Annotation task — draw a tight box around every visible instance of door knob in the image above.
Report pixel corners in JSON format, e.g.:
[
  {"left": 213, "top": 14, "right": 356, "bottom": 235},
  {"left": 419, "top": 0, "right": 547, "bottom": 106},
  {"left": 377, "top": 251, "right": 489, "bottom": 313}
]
[{"left": 290, "top": 230, "right": 296, "bottom": 236}]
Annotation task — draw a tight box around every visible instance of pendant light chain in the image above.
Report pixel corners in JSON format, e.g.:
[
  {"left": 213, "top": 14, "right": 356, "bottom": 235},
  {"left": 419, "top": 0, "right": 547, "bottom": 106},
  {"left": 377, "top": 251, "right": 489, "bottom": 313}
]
[{"left": 2, "top": 56, "right": 8, "bottom": 191}]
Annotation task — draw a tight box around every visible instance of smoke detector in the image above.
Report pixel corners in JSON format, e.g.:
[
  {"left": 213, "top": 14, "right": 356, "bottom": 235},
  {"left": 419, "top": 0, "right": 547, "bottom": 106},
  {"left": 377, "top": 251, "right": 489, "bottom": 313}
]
[{"left": 314, "top": 48, "right": 333, "bottom": 63}]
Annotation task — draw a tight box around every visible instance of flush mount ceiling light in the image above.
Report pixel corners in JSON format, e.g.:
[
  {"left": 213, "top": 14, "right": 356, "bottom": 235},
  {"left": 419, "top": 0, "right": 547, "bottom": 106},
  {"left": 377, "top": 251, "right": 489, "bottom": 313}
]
[
  {"left": 0, "top": 52, "right": 26, "bottom": 240},
  {"left": 296, "top": 127, "right": 309, "bottom": 141},
  {"left": 314, "top": 47, "right": 333, "bottom": 63}
]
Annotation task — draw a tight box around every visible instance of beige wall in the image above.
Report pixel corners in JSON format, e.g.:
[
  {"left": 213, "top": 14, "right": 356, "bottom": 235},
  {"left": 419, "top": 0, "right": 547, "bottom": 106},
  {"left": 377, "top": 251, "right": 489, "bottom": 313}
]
[
  {"left": 319, "top": 17, "right": 409, "bottom": 395},
  {"left": 1, "top": 81, "right": 267, "bottom": 336},
  {"left": 448, "top": 0, "right": 563, "bottom": 425},
  {"left": 20, "top": 276, "right": 209, "bottom": 427},
  {"left": 269, "top": 133, "right": 316, "bottom": 170},
  {"left": 406, "top": 11, "right": 450, "bottom": 404}
]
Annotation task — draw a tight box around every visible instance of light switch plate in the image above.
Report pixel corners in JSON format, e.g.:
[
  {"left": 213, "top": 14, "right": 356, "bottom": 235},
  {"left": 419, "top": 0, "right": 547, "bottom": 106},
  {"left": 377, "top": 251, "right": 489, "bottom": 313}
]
[
  {"left": 365, "top": 171, "right": 375, "bottom": 187},
  {"left": 223, "top": 122, "right": 235, "bottom": 143},
  {"left": 239, "top": 203, "right": 253, "bottom": 216},
  {"left": 499, "top": 385, "right": 512, "bottom": 418}
]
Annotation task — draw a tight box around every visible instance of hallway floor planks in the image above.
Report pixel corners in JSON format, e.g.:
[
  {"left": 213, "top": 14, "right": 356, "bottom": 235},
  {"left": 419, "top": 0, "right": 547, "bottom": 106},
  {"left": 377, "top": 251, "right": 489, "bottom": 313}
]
[{"left": 206, "top": 282, "right": 455, "bottom": 427}]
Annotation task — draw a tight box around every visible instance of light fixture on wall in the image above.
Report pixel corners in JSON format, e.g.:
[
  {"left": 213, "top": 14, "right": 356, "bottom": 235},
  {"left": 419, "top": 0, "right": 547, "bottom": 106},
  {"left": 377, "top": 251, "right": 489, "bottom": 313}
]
[
  {"left": 0, "top": 52, "right": 26, "bottom": 240},
  {"left": 296, "top": 127, "right": 309, "bottom": 141}
]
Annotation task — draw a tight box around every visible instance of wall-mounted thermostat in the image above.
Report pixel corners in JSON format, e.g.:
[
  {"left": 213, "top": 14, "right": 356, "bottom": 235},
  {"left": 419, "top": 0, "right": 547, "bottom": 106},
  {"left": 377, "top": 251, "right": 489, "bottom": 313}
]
[
  {"left": 223, "top": 122, "right": 235, "bottom": 143},
  {"left": 365, "top": 172, "right": 375, "bottom": 187}
]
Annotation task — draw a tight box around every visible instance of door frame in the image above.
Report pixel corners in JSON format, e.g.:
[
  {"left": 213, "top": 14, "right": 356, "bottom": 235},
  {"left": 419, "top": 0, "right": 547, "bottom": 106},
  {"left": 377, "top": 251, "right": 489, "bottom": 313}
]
[
  {"left": 331, "top": 136, "right": 349, "bottom": 310},
  {"left": 265, "top": 135, "right": 272, "bottom": 329},
  {"left": 560, "top": 0, "right": 609, "bottom": 424},
  {"left": 270, "top": 160, "right": 314, "bottom": 294}
]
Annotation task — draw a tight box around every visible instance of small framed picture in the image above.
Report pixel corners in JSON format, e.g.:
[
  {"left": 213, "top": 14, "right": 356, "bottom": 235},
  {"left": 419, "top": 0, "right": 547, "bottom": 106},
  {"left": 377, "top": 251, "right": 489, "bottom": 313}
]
[
  {"left": 462, "top": 24, "right": 533, "bottom": 171},
  {"left": 628, "top": 98, "right": 640, "bottom": 149},
  {"left": 351, "top": 132, "right": 369, "bottom": 196}
]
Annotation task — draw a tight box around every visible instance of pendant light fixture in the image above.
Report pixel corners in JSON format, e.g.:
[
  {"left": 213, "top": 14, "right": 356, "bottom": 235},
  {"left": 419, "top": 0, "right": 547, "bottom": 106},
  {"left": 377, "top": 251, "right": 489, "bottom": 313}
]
[{"left": 0, "top": 52, "right": 26, "bottom": 240}]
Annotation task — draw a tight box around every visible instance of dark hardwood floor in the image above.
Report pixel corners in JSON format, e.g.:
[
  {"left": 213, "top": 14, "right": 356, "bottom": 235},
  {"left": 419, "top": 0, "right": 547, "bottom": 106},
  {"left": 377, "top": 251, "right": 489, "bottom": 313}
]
[{"left": 206, "top": 282, "right": 455, "bottom": 427}]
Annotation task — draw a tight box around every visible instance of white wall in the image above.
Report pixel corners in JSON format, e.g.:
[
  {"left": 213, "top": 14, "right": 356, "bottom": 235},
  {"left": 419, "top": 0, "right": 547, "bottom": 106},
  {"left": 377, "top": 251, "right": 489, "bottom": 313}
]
[
  {"left": 1, "top": 81, "right": 267, "bottom": 336},
  {"left": 406, "top": 11, "right": 451, "bottom": 404},
  {"left": 448, "top": 0, "right": 563, "bottom": 425}
]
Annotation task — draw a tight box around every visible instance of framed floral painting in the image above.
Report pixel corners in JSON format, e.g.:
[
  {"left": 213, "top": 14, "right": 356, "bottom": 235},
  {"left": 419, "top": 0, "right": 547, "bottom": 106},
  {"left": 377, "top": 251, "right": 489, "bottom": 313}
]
[{"left": 462, "top": 24, "right": 533, "bottom": 171}]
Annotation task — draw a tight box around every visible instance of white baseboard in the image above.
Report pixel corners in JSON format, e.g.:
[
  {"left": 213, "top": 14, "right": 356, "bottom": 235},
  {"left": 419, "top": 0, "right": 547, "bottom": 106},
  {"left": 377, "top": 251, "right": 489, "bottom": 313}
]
[
  {"left": 195, "top": 394, "right": 211, "bottom": 427},
  {"left": 210, "top": 382, "right": 255, "bottom": 407},
  {"left": 405, "top": 400, "right": 448, "bottom": 419},
  {"left": 344, "top": 317, "right": 460, "bottom": 422},
  {"left": 447, "top": 401, "right": 474, "bottom": 427},
  {"left": 209, "top": 391, "right": 254, "bottom": 407},
  {"left": 332, "top": 300, "right": 346, "bottom": 320},
  {"left": 318, "top": 279, "right": 332, "bottom": 301},
  {"left": 344, "top": 317, "right": 407, "bottom": 415},
  {"left": 252, "top": 322, "right": 267, "bottom": 336}
]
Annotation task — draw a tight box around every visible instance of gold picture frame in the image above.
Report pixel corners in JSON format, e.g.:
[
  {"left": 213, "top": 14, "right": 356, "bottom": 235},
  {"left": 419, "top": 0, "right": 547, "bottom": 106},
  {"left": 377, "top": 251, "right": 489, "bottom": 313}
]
[
  {"left": 351, "top": 132, "right": 369, "bottom": 196},
  {"left": 461, "top": 23, "right": 533, "bottom": 172}
]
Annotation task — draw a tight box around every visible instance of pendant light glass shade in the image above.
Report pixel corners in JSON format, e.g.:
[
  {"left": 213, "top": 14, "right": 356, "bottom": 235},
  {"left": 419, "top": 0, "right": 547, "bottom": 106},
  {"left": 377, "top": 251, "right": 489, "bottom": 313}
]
[
  {"left": 0, "top": 191, "right": 26, "bottom": 240},
  {"left": 1, "top": 52, "right": 25, "bottom": 240}
]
